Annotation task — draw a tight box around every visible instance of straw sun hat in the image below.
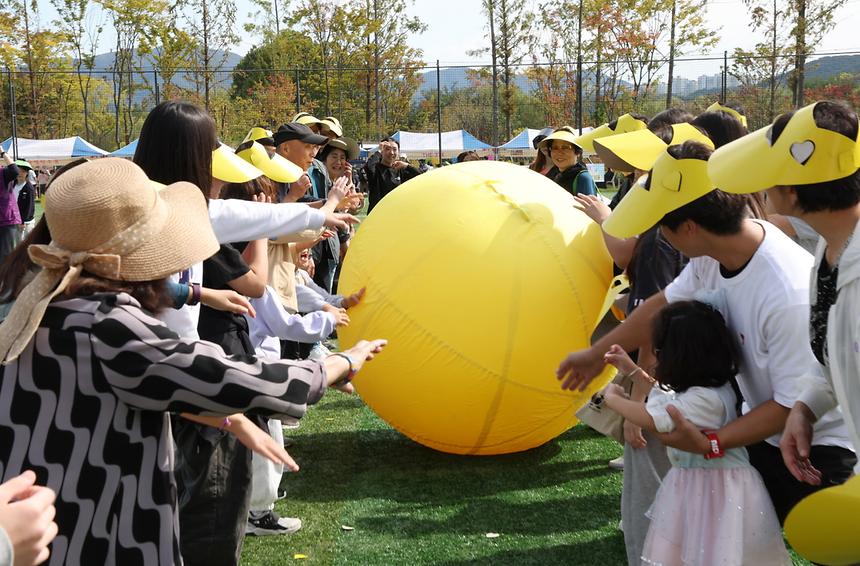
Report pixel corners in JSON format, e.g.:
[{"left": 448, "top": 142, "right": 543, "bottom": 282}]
[{"left": 0, "top": 157, "right": 219, "bottom": 363}]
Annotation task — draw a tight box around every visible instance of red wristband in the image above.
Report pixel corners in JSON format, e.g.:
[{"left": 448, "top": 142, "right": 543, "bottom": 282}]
[{"left": 703, "top": 431, "right": 724, "bottom": 459}]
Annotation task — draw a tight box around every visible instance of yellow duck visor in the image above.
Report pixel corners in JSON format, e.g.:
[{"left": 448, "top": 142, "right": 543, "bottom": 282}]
[
  {"left": 706, "top": 102, "right": 748, "bottom": 128},
  {"left": 243, "top": 126, "right": 275, "bottom": 146},
  {"left": 785, "top": 474, "right": 860, "bottom": 565},
  {"left": 574, "top": 113, "right": 648, "bottom": 153},
  {"left": 212, "top": 143, "right": 264, "bottom": 183},
  {"left": 595, "top": 123, "right": 713, "bottom": 173},
  {"left": 236, "top": 141, "right": 303, "bottom": 183},
  {"left": 602, "top": 150, "right": 716, "bottom": 239},
  {"left": 709, "top": 101, "right": 860, "bottom": 194}
]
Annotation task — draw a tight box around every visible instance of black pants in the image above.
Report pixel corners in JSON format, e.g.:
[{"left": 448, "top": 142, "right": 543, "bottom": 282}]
[
  {"left": 176, "top": 325, "right": 259, "bottom": 566},
  {"left": 747, "top": 440, "right": 856, "bottom": 524}
]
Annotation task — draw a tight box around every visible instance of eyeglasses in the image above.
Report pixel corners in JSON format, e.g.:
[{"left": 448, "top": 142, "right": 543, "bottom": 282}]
[
  {"left": 550, "top": 145, "right": 574, "bottom": 152},
  {"left": 299, "top": 252, "right": 311, "bottom": 259}
]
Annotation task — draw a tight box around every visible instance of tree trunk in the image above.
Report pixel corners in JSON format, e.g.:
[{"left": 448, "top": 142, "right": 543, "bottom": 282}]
[
  {"left": 793, "top": 0, "right": 806, "bottom": 107},
  {"left": 665, "top": 0, "right": 676, "bottom": 108},
  {"left": 22, "top": 4, "right": 38, "bottom": 138}
]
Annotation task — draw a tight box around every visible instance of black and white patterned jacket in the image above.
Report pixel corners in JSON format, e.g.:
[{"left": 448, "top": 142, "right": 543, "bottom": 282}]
[{"left": 0, "top": 293, "right": 326, "bottom": 565}]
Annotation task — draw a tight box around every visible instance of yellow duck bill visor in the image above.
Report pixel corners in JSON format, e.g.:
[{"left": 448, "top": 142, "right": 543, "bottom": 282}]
[
  {"left": 594, "top": 123, "right": 714, "bottom": 173},
  {"left": 784, "top": 474, "right": 860, "bottom": 565},
  {"left": 243, "top": 126, "right": 275, "bottom": 145},
  {"left": 212, "top": 144, "right": 264, "bottom": 183},
  {"left": 236, "top": 141, "right": 303, "bottom": 183},
  {"left": 574, "top": 113, "right": 648, "bottom": 153},
  {"left": 708, "top": 101, "right": 860, "bottom": 194},
  {"left": 602, "top": 152, "right": 716, "bottom": 239},
  {"left": 706, "top": 102, "right": 748, "bottom": 128}
]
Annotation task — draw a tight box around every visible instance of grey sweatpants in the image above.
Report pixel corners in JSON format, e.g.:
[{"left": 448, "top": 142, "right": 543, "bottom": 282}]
[{"left": 621, "top": 429, "right": 671, "bottom": 566}]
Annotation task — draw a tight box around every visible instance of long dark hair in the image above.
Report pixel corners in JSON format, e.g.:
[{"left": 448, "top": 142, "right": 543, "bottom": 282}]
[{"left": 133, "top": 101, "right": 216, "bottom": 201}]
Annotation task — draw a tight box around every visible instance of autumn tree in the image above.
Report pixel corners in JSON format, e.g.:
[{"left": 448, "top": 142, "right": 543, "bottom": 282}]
[
  {"left": 472, "top": 0, "right": 533, "bottom": 142},
  {"left": 50, "top": 0, "right": 103, "bottom": 140},
  {"left": 183, "top": 0, "right": 239, "bottom": 110}
]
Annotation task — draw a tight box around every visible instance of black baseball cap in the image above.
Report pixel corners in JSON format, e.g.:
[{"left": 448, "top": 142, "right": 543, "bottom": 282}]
[{"left": 273, "top": 122, "right": 329, "bottom": 146}]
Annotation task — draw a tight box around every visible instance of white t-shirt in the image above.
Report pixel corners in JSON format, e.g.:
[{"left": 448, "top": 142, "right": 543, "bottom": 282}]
[{"left": 664, "top": 220, "right": 852, "bottom": 449}]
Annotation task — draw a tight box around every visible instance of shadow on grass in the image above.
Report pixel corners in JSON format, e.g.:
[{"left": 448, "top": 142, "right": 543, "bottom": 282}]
[
  {"left": 436, "top": 535, "right": 626, "bottom": 566},
  {"left": 286, "top": 424, "right": 620, "bottom": 505}
]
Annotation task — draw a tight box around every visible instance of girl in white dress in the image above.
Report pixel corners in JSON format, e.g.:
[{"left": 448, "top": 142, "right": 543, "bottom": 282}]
[{"left": 596, "top": 300, "right": 791, "bottom": 566}]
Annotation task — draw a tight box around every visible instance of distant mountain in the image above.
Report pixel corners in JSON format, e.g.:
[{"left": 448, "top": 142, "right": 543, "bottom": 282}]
[
  {"left": 413, "top": 67, "right": 536, "bottom": 104},
  {"left": 803, "top": 54, "right": 860, "bottom": 81},
  {"left": 88, "top": 49, "right": 243, "bottom": 105}
]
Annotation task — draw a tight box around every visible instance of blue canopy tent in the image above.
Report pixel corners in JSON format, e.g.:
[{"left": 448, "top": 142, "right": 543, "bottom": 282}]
[{"left": 111, "top": 139, "right": 138, "bottom": 158}]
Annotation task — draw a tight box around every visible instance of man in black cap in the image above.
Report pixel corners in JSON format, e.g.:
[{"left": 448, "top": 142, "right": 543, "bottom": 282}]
[{"left": 273, "top": 122, "right": 329, "bottom": 203}]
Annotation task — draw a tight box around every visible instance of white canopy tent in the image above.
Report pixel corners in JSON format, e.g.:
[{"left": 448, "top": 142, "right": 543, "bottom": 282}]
[
  {"left": 0, "top": 136, "right": 109, "bottom": 166},
  {"left": 391, "top": 130, "right": 492, "bottom": 159}
]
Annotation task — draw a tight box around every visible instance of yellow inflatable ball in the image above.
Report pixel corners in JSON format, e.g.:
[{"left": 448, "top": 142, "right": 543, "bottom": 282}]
[
  {"left": 785, "top": 475, "right": 860, "bottom": 565},
  {"left": 339, "top": 160, "right": 616, "bottom": 455}
]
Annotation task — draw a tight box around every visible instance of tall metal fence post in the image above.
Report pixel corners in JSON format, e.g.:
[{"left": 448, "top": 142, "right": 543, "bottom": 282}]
[
  {"left": 436, "top": 60, "right": 442, "bottom": 165},
  {"left": 153, "top": 69, "right": 160, "bottom": 106},
  {"left": 721, "top": 51, "right": 728, "bottom": 103},
  {"left": 8, "top": 68, "right": 17, "bottom": 158},
  {"left": 576, "top": 0, "right": 583, "bottom": 133},
  {"left": 295, "top": 68, "right": 301, "bottom": 113}
]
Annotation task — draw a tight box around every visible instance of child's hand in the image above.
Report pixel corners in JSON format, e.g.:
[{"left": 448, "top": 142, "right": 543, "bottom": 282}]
[
  {"left": 603, "top": 344, "right": 638, "bottom": 376},
  {"left": 341, "top": 287, "right": 366, "bottom": 309},
  {"left": 322, "top": 303, "right": 350, "bottom": 326}
]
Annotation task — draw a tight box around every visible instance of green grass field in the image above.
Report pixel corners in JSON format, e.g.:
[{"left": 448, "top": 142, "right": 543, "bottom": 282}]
[{"left": 240, "top": 392, "right": 813, "bottom": 566}]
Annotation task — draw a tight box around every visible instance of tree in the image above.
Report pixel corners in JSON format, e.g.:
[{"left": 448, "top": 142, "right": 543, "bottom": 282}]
[
  {"left": 97, "top": 0, "right": 171, "bottom": 146},
  {"left": 785, "top": 0, "right": 847, "bottom": 106},
  {"left": 51, "top": 0, "right": 103, "bottom": 139},
  {"left": 472, "top": 0, "right": 533, "bottom": 142},
  {"left": 183, "top": 0, "right": 239, "bottom": 110}
]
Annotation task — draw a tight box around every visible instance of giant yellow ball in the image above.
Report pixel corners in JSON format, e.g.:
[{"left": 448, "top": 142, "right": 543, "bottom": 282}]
[{"left": 339, "top": 161, "right": 615, "bottom": 455}]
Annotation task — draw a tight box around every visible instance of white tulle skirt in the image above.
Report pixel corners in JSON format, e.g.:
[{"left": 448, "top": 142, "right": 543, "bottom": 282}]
[{"left": 640, "top": 466, "right": 792, "bottom": 566}]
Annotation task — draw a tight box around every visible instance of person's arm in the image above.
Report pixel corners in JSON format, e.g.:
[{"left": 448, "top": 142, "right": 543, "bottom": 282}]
[
  {"left": 557, "top": 291, "right": 668, "bottom": 391},
  {"left": 207, "top": 198, "right": 327, "bottom": 243},
  {"left": 235, "top": 238, "right": 268, "bottom": 297},
  {"left": 603, "top": 390, "right": 658, "bottom": 432},
  {"left": 573, "top": 194, "right": 637, "bottom": 269},
  {"left": 250, "top": 287, "right": 337, "bottom": 343},
  {"left": 656, "top": 399, "right": 790, "bottom": 455}
]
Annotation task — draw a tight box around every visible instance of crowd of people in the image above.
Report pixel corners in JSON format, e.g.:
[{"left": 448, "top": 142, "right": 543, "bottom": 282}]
[{"left": 0, "top": 97, "right": 857, "bottom": 566}]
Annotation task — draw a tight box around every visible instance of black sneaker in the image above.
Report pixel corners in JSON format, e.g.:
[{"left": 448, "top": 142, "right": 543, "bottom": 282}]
[{"left": 246, "top": 511, "right": 302, "bottom": 536}]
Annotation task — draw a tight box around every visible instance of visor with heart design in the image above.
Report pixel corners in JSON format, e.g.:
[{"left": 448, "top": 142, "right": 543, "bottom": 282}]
[
  {"left": 595, "top": 122, "right": 714, "bottom": 173},
  {"left": 709, "top": 102, "right": 860, "bottom": 194},
  {"left": 602, "top": 151, "right": 716, "bottom": 239},
  {"left": 574, "top": 113, "right": 648, "bottom": 153},
  {"left": 784, "top": 474, "right": 860, "bottom": 565},
  {"left": 706, "top": 102, "right": 748, "bottom": 128}
]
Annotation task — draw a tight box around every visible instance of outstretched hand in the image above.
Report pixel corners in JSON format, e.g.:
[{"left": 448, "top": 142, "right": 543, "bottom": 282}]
[
  {"left": 780, "top": 403, "right": 822, "bottom": 485},
  {"left": 324, "top": 211, "right": 359, "bottom": 231},
  {"left": 556, "top": 347, "right": 605, "bottom": 391},
  {"left": 228, "top": 415, "right": 299, "bottom": 472},
  {"left": 201, "top": 288, "right": 256, "bottom": 318},
  {"left": 341, "top": 287, "right": 366, "bottom": 309},
  {"left": 573, "top": 194, "right": 611, "bottom": 224},
  {"left": 342, "top": 339, "right": 388, "bottom": 373}
]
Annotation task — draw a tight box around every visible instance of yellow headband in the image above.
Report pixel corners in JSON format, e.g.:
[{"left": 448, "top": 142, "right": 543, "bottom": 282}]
[
  {"left": 709, "top": 101, "right": 860, "bottom": 194},
  {"left": 603, "top": 151, "right": 715, "bottom": 238},
  {"left": 706, "top": 102, "right": 748, "bottom": 128},
  {"left": 595, "top": 122, "right": 714, "bottom": 173},
  {"left": 236, "top": 141, "right": 302, "bottom": 183},
  {"left": 574, "top": 113, "right": 647, "bottom": 152}
]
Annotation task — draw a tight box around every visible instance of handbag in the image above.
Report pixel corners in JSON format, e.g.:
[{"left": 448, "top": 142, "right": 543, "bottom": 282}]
[{"left": 574, "top": 369, "right": 633, "bottom": 443}]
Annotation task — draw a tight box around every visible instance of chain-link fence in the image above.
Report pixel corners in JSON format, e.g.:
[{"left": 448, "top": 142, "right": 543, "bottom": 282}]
[{"left": 2, "top": 50, "right": 859, "bottom": 157}]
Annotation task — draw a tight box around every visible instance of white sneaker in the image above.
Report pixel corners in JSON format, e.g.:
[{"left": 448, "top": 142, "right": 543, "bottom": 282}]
[
  {"left": 608, "top": 456, "right": 624, "bottom": 470},
  {"left": 246, "top": 511, "right": 302, "bottom": 536},
  {"left": 308, "top": 342, "right": 332, "bottom": 361}
]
